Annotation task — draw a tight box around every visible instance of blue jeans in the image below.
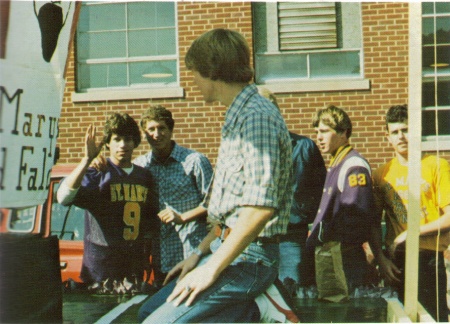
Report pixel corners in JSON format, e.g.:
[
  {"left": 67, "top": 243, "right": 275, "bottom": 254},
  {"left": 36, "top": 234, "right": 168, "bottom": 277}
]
[
  {"left": 139, "top": 238, "right": 278, "bottom": 323},
  {"left": 279, "top": 241, "right": 301, "bottom": 294},
  {"left": 279, "top": 223, "right": 310, "bottom": 295}
]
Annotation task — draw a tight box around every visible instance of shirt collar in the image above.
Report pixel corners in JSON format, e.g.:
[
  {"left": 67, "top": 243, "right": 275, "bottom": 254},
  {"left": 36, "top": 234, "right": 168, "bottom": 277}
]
[
  {"left": 169, "top": 142, "right": 185, "bottom": 162},
  {"left": 329, "top": 144, "right": 353, "bottom": 167},
  {"left": 150, "top": 141, "right": 182, "bottom": 163},
  {"left": 106, "top": 157, "right": 133, "bottom": 176},
  {"left": 222, "top": 84, "right": 258, "bottom": 136}
]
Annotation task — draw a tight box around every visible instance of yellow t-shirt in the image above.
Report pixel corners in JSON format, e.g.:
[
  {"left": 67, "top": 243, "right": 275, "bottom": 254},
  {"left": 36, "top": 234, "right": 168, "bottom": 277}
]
[{"left": 373, "top": 155, "right": 450, "bottom": 251}]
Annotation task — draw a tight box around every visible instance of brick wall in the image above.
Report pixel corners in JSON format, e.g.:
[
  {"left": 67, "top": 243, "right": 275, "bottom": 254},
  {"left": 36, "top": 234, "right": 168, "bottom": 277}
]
[{"left": 58, "top": 1, "right": 449, "bottom": 169}]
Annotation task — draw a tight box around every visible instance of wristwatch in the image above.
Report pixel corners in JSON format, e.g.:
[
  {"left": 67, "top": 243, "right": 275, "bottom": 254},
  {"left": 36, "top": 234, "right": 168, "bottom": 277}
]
[{"left": 192, "top": 247, "right": 203, "bottom": 258}]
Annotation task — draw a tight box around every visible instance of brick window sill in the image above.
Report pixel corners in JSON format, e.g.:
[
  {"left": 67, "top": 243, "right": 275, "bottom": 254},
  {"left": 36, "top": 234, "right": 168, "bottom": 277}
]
[
  {"left": 257, "top": 79, "right": 370, "bottom": 94},
  {"left": 72, "top": 87, "right": 184, "bottom": 103},
  {"left": 422, "top": 137, "right": 450, "bottom": 151}
]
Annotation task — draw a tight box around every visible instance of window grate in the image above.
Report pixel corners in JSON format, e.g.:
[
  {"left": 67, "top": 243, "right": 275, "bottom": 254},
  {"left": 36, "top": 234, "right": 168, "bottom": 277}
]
[{"left": 278, "top": 2, "right": 338, "bottom": 51}]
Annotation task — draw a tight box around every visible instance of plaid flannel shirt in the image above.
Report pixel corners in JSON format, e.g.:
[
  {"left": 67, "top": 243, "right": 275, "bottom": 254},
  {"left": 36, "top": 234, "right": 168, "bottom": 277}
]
[
  {"left": 134, "top": 143, "right": 213, "bottom": 272},
  {"left": 205, "top": 84, "right": 293, "bottom": 237}
]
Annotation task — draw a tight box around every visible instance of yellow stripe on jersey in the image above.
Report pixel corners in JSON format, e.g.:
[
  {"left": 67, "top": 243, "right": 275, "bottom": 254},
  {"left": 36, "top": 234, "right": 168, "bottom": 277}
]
[{"left": 329, "top": 144, "right": 353, "bottom": 168}]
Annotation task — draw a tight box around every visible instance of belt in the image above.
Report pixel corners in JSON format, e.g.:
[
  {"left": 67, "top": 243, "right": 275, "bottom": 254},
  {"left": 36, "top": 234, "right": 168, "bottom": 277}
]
[
  {"left": 214, "top": 224, "right": 231, "bottom": 241},
  {"left": 214, "top": 224, "right": 280, "bottom": 244}
]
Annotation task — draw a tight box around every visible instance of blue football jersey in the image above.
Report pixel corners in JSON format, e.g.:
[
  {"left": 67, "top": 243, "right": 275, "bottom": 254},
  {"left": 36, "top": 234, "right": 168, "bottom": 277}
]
[{"left": 72, "top": 159, "right": 159, "bottom": 283}]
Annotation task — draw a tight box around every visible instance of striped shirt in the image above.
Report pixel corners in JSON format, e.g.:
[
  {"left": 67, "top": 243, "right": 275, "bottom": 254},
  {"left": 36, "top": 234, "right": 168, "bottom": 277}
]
[
  {"left": 205, "top": 84, "right": 293, "bottom": 237},
  {"left": 134, "top": 143, "right": 213, "bottom": 272}
]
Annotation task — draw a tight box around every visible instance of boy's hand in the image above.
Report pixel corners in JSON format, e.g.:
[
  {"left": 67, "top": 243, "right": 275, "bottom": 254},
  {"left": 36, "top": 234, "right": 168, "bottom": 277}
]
[
  {"left": 159, "top": 206, "right": 184, "bottom": 224},
  {"left": 167, "top": 263, "right": 218, "bottom": 307},
  {"left": 90, "top": 155, "right": 108, "bottom": 172},
  {"left": 389, "top": 231, "right": 406, "bottom": 258},
  {"left": 85, "top": 125, "right": 104, "bottom": 163},
  {"left": 378, "top": 254, "right": 401, "bottom": 285},
  {"left": 163, "top": 253, "right": 200, "bottom": 286}
]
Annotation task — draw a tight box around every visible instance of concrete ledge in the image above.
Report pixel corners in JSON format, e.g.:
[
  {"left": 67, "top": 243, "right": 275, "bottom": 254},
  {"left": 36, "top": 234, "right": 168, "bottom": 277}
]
[
  {"left": 387, "top": 299, "right": 412, "bottom": 323},
  {"left": 387, "top": 298, "right": 436, "bottom": 323},
  {"left": 417, "top": 303, "right": 436, "bottom": 323},
  {"left": 72, "top": 87, "right": 184, "bottom": 103},
  {"left": 258, "top": 79, "right": 370, "bottom": 94}
]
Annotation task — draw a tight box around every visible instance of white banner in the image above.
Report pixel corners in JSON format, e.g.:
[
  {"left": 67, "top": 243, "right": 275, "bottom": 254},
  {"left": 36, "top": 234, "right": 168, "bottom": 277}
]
[{"left": 0, "top": 1, "right": 77, "bottom": 208}]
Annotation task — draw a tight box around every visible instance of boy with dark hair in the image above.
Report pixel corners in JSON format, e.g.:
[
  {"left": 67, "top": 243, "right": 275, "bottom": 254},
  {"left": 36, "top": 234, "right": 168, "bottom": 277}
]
[
  {"left": 57, "top": 113, "right": 158, "bottom": 294},
  {"left": 372, "top": 104, "right": 450, "bottom": 321}
]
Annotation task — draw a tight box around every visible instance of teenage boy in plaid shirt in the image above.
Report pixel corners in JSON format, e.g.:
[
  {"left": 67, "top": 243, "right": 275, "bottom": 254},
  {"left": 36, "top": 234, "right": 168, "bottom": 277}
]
[
  {"left": 139, "top": 28, "right": 299, "bottom": 323},
  {"left": 134, "top": 106, "right": 213, "bottom": 286}
]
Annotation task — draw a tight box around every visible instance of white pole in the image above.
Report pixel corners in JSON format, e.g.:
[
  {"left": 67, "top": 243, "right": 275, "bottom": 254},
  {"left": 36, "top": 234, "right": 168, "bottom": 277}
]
[{"left": 405, "top": 2, "right": 422, "bottom": 322}]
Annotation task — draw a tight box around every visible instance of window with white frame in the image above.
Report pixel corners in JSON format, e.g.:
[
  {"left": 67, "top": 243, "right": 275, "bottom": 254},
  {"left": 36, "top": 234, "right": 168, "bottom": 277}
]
[
  {"left": 75, "top": 1, "right": 181, "bottom": 101},
  {"left": 421, "top": 2, "right": 450, "bottom": 143},
  {"left": 252, "top": 2, "right": 367, "bottom": 92}
]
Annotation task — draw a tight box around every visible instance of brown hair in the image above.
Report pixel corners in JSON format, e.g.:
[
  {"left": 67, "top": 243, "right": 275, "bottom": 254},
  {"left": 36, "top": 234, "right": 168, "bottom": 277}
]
[
  {"left": 312, "top": 105, "right": 353, "bottom": 138},
  {"left": 185, "top": 28, "right": 253, "bottom": 83},
  {"left": 140, "top": 105, "right": 174, "bottom": 131},
  {"left": 385, "top": 104, "right": 408, "bottom": 131},
  {"left": 103, "top": 113, "right": 141, "bottom": 148}
]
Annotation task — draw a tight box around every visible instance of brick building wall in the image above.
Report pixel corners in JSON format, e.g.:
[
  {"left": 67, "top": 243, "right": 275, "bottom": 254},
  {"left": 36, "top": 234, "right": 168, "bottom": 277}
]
[{"left": 58, "top": 2, "right": 449, "bottom": 169}]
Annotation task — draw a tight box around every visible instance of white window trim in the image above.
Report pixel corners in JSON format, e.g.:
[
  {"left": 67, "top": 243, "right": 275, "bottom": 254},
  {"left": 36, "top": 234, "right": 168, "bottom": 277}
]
[
  {"left": 422, "top": 137, "right": 450, "bottom": 151},
  {"left": 259, "top": 79, "right": 370, "bottom": 94},
  {"left": 72, "top": 86, "right": 184, "bottom": 102},
  {"left": 255, "top": 2, "right": 368, "bottom": 92},
  {"left": 76, "top": 1, "right": 181, "bottom": 98},
  {"left": 419, "top": 3, "right": 450, "bottom": 149},
  {"left": 266, "top": 2, "right": 280, "bottom": 54},
  {"left": 255, "top": 46, "right": 368, "bottom": 88}
]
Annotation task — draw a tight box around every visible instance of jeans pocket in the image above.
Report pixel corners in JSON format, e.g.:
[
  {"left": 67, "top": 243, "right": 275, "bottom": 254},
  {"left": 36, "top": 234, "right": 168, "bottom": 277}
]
[{"left": 234, "top": 243, "right": 279, "bottom": 268}]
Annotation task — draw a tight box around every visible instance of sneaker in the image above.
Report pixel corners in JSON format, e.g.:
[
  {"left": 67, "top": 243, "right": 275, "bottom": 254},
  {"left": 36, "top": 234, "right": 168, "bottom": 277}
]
[
  {"left": 296, "top": 287, "right": 305, "bottom": 299},
  {"left": 255, "top": 280, "right": 300, "bottom": 323}
]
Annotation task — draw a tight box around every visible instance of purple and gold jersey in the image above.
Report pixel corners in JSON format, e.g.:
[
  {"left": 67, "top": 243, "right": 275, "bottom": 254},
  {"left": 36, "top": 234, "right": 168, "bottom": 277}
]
[
  {"left": 307, "top": 145, "right": 378, "bottom": 247},
  {"left": 74, "top": 159, "right": 158, "bottom": 246},
  {"left": 72, "top": 159, "right": 158, "bottom": 283}
]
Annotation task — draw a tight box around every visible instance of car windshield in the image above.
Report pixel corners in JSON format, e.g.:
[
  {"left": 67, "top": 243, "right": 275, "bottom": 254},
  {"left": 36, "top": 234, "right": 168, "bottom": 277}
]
[
  {"left": 7, "top": 207, "right": 37, "bottom": 233},
  {"left": 50, "top": 182, "right": 85, "bottom": 241}
]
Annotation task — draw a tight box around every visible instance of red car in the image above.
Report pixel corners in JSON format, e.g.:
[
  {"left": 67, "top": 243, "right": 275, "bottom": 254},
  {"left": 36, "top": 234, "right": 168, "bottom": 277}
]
[
  {"left": 1, "top": 164, "right": 84, "bottom": 283},
  {"left": 46, "top": 164, "right": 85, "bottom": 283},
  {"left": 1, "top": 163, "right": 154, "bottom": 284},
  {"left": 0, "top": 165, "right": 73, "bottom": 322}
]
